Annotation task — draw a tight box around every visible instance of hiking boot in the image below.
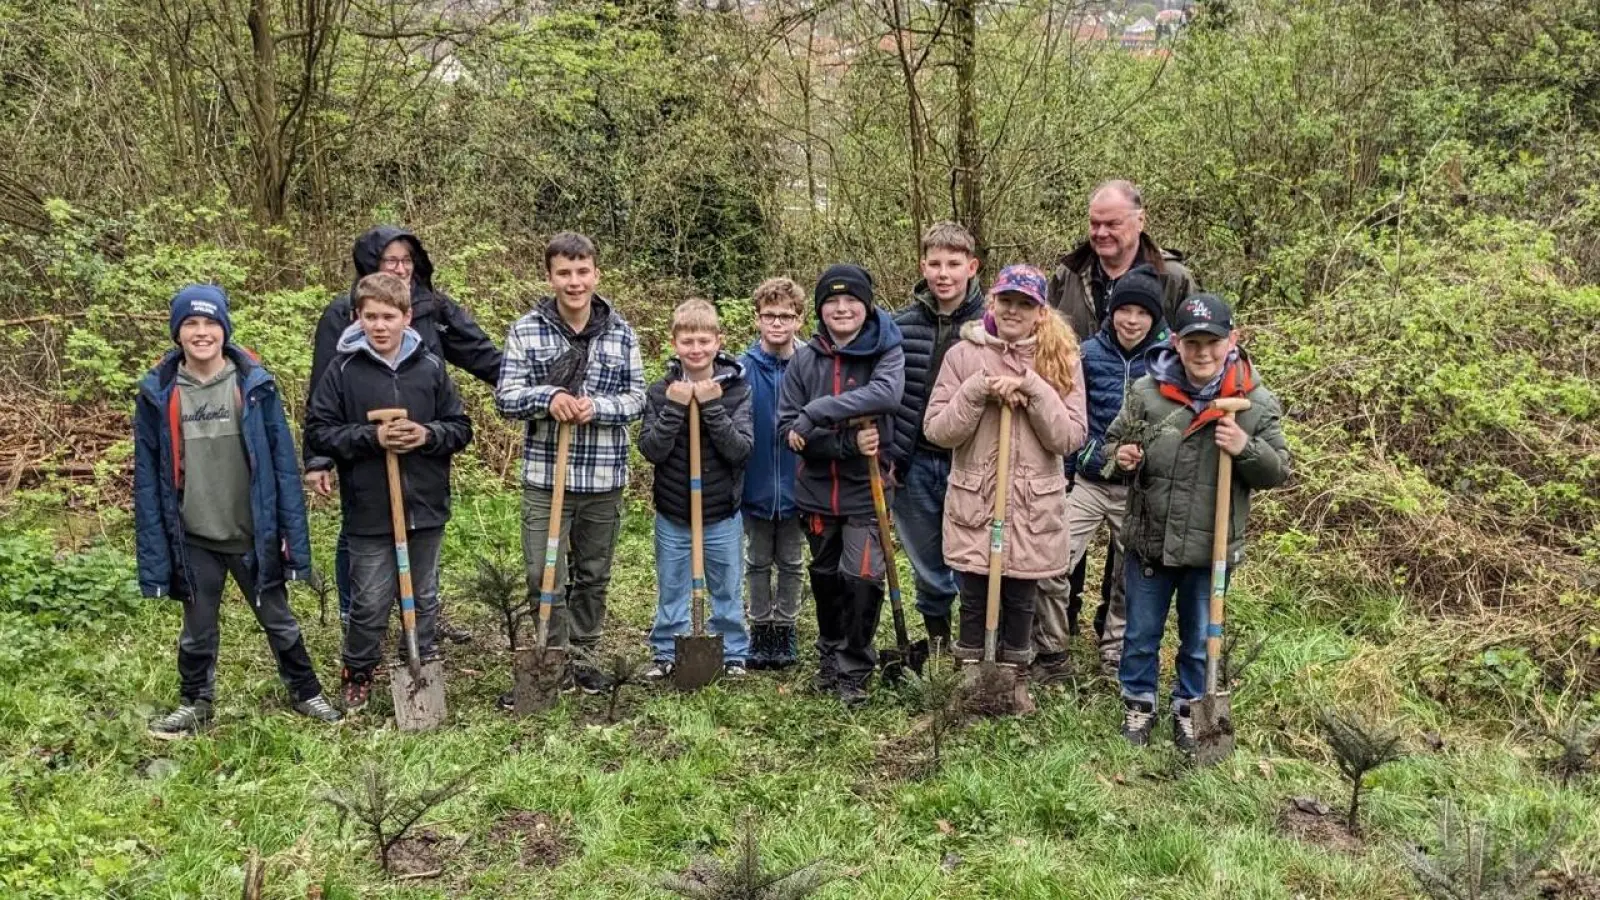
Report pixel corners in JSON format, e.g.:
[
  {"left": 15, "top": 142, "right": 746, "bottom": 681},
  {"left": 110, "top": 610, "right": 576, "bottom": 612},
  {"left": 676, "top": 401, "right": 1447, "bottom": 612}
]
[
  {"left": 1007, "top": 665, "right": 1036, "bottom": 716},
  {"left": 497, "top": 690, "right": 515, "bottom": 712},
  {"left": 1120, "top": 697, "right": 1157, "bottom": 747},
  {"left": 293, "top": 693, "right": 343, "bottom": 724},
  {"left": 1099, "top": 652, "right": 1121, "bottom": 679},
  {"left": 149, "top": 699, "right": 212, "bottom": 740},
  {"left": 1035, "top": 651, "right": 1072, "bottom": 684},
  {"left": 341, "top": 669, "right": 372, "bottom": 713},
  {"left": 1174, "top": 702, "right": 1197, "bottom": 755},
  {"left": 772, "top": 623, "right": 799, "bottom": 669},
  {"left": 812, "top": 650, "right": 839, "bottom": 693},
  {"left": 572, "top": 666, "right": 612, "bottom": 695},
  {"left": 436, "top": 617, "right": 473, "bottom": 645},
  {"left": 644, "top": 661, "right": 674, "bottom": 682},
  {"left": 724, "top": 662, "right": 748, "bottom": 678},
  {"left": 837, "top": 681, "right": 868, "bottom": 708},
  {"left": 746, "top": 624, "right": 773, "bottom": 670}
]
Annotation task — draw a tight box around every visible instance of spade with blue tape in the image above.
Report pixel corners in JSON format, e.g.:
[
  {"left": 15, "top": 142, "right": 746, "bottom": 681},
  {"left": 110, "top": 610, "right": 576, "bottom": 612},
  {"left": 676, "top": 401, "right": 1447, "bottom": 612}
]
[
  {"left": 673, "top": 397, "right": 723, "bottom": 691},
  {"left": 1193, "top": 397, "right": 1253, "bottom": 764}
]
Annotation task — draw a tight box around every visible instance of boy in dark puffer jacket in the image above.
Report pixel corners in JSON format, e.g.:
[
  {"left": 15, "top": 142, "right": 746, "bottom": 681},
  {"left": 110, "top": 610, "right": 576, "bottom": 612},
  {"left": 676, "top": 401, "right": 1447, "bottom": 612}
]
[
  {"left": 639, "top": 299, "right": 754, "bottom": 678},
  {"left": 1035, "top": 265, "right": 1166, "bottom": 676},
  {"left": 778, "top": 264, "right": 906, "bottom": 707}
]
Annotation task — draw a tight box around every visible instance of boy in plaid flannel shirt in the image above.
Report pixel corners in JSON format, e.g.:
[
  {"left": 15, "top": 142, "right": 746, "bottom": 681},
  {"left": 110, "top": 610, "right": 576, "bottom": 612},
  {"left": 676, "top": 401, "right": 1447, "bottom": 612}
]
[{"left": 496, "top": 232, "right": 647, "bottom": 695}]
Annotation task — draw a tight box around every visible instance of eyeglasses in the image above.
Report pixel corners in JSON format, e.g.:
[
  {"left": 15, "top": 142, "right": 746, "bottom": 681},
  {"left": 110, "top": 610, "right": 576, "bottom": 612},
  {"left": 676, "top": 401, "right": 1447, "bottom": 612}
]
[
  {"left": 380, "top": 255, "right": 414, "bottom": 270},
  {"left": 758, "top": 313, "right": 799, "bottom": 324}
]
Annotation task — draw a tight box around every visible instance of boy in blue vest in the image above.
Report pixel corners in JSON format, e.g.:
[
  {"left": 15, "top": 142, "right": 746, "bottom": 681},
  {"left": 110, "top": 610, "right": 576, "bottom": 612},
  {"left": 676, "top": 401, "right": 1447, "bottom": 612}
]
[
  {"left": 135, "top": 285, "right": 341, "bottom": 739},
  {"left": 740, "top": 277, "right": 808, "bottom": 668}
]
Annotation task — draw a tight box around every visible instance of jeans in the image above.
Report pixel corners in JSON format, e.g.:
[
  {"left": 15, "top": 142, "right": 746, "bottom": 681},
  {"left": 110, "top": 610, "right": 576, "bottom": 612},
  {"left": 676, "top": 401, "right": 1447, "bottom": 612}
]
[
  {"left": 335, "top": 527, "right": 352, "bottom": 622},
  {"left": 344, "top": 527, "right": 443, "bottom": 674},
  {"left": 1118, "top": 551, "right": 1220, "bottom": 708},
  {"left": 744, "top": 514, "right": 806, "bottom": 624},
  {"left": 650, "top": 513, "right": 750, "bottom": 662},
  {"left": 179, "top": 542, "right": 322, "bottom": 702},
  {"left": 520, "top": 486, "right": 625, "bottom": 652},
  {"left": 892, "top": 450, "right": 959, "bottom": 619},
  {"left": 955, "top": 572, "right": 1037, "bottom": 664}
]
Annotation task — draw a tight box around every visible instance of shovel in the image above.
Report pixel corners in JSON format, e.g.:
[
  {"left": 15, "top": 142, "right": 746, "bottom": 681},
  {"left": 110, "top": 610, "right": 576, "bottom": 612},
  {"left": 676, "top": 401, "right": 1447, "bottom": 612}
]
[
  {"left": 970, "top": 403, "right": 1019, "bottom": 716},
  {"left": 368, "top": 408, "right": 446, "bottom": 732},
  {"left": 1193, "top": 397, "right": 1252, "bottom": 765},
  {"left": 512, "top": 421, "right": 574, "bottom": 715},
  {"left": 673, "top": 397, "right": 723, "bottom": 691},
  {"left": 858, "top": 420, "right": 922, "bottom": 683}
]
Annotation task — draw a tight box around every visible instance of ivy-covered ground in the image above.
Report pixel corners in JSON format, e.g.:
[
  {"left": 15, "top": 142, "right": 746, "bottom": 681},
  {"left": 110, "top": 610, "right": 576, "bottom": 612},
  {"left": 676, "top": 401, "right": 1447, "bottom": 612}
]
[{"left": 2, "top": 481, "right": 1597, "bottom": 900}]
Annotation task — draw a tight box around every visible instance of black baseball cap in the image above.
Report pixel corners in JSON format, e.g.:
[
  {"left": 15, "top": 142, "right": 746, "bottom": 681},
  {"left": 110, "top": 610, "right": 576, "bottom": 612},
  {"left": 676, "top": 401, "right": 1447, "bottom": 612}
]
[{"left": 1171, "top": 293, "right": 1233, "bottom": 339}]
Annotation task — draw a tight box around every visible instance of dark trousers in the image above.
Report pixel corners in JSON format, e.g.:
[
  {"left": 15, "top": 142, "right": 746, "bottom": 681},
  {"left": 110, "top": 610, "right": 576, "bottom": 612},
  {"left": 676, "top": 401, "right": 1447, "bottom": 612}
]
[
  {"left": 178, "top": 542, "right": 321, "bottom": 703},
  {"left": 955, "top": 571, "right": 1038, "bottom": 664},
  {"left": 804, "top": 514, "right": 885, "bottom": 687},
  {"left": 520, "top": 487, "right": 625, "bottom": 654},
  {"left": 1064, "top": 543, "right": 1118, "bottom": 636}
]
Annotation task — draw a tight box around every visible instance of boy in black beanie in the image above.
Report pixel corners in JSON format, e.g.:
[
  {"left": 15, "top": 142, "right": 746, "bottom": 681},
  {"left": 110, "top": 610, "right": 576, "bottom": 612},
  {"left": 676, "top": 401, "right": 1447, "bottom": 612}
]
[{"left": 777, "top": 265, "right": 906, "bottom": 706}]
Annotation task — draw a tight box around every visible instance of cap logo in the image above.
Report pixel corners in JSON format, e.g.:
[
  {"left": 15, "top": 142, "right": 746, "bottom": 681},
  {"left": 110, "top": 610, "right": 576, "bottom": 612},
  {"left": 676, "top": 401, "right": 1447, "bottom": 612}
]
[
  {"left": 831, "top": 283, "right": 847, "bottom": 291},
  {"left": 1183, "top": 297, "right": 1211, "bottom": 320},
  {"left": 191, "top": 300, "right": 219, "bottom": 317}
]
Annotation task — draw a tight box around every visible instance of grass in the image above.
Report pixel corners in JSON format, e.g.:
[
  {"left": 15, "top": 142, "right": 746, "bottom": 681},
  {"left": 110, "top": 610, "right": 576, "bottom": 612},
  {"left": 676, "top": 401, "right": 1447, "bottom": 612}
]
[{"left": 2, "top": 479, "right": 1597, "bottom": 898}]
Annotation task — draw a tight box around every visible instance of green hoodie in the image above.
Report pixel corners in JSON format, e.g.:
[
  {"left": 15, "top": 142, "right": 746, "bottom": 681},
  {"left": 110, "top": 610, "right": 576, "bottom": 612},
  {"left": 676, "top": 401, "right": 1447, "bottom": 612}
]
[{"left": 176, "top": 360, "right": 253, "bottom": 553}]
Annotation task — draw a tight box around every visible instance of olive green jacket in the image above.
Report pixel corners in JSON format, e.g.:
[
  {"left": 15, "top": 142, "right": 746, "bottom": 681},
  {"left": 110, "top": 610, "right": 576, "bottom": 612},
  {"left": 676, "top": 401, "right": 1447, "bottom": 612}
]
[{"left": 1105, "top": 374, "right": 1291, "bottom": 569}]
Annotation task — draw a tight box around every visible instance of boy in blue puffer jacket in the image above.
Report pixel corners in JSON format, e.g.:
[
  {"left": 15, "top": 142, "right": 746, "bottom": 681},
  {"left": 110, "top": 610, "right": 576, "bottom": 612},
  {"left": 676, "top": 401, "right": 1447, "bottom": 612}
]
[
  {"left": 1035, "top": 266, "right": 1166, "bottom": 675},
  {"left": 740, "top": 278, "right": 808, "bottom": 668},
  {"left": 135, "top": 285, "right": 342, "bottom": 739}
]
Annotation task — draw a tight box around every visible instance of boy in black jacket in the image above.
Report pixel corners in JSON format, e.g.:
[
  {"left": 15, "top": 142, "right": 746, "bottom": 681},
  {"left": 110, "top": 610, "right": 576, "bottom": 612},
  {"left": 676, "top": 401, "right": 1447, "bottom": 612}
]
[
  {"left": 306, "top": 272, "right": 474, "bottom": 712},
  {"left": 778, "top": 265, "right": 906, "bottom": 707},
  {"left": 638, "top": 299, "right": 754, "bottom": 678}
]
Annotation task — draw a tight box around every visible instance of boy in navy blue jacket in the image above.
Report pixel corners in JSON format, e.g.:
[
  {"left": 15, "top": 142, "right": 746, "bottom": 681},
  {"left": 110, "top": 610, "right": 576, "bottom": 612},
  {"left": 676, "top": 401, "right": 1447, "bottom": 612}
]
[
  {"left": 778, "top": 265, "right": 906, "bottom": 707},
  {"left": 740, "top": 278, "right": 807, "bottom": 669},
  {"left": 135, "top": 285, "right": 341, "bottom": 739}
]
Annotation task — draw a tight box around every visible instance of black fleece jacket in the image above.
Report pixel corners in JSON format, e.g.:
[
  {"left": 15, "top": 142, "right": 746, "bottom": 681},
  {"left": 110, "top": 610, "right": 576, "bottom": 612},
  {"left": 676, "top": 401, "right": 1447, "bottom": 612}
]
[{"left": 638, "top": 354, "right": 753, "bottom": 526}]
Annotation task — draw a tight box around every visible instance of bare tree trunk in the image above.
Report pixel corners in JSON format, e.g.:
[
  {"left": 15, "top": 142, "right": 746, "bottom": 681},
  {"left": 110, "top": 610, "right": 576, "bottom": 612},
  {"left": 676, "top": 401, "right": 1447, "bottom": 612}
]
[
  {"left": 885, "top": 0, "right": 929, "bottom": 257},
  {"left": 247, "top": 0, "right": 286, "bottom": 223},
  {"left": 951, "top": 0, "right": 983, "bottom": 257},
  {"left": 802, "top": 19, "right": 819, "bottom": 226}
]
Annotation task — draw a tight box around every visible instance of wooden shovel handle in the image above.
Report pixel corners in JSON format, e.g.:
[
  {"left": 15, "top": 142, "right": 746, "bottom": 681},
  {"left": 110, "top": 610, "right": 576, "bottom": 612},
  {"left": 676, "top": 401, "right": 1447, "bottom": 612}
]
[
  {"left": 984, "top": 404, "right": 1013, "bottom": 661},
  {"left": 536, "top": 422, "right": 573, "bottom": 649},
  {"left": 1205, "top": 398, "right": 1251, "bottom": 692},
  {"left": 689, "top": 397, "right": 706, "bottom": 637}
]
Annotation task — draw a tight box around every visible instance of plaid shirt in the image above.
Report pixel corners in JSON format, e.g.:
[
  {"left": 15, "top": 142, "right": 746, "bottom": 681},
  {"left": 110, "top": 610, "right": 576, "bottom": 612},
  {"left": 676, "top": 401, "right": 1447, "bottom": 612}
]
[{"left": 496, "top": 299, "right": 646, "bottom": 493}]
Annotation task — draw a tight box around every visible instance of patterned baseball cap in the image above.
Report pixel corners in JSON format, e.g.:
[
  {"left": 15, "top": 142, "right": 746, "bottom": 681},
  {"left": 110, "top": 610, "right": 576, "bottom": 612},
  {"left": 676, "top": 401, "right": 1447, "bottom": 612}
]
[
  {"left": 1172, "top": 293, "right": 1233, "bottom": 339},
  {"left": 989, "top": 264, "right": 1049, "bottom": 306}
]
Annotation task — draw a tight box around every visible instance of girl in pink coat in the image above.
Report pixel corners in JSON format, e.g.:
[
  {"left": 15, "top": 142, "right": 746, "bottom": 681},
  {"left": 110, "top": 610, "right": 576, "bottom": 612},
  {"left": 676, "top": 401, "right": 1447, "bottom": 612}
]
[{"left": 923, "top": 265, "right": 1089, "bottom": 711}]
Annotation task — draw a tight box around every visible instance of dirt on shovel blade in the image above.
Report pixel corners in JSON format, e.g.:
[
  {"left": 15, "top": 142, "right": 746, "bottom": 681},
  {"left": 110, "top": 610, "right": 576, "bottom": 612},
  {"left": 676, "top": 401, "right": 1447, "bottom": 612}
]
[
  {"left": 965, "top": 662, "right": 1017, "bottom": 717},
  {"left": 673, "top": 634, "right": 723, "bottom": 691},
  {"left": 512, "top": 647, "right": 567, "bottom": 715},
  {"left": 1193, "top": 692, "right": 1235, "bottom": 764},
  {"left": 390, "top": 659, "right": 447, "bottom": 732}
]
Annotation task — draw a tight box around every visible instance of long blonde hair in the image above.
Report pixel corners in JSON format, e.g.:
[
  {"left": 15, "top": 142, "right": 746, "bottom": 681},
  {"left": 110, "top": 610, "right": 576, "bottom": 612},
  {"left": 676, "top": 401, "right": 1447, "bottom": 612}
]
[{"left": 1031, "top": 306, "right": 1079, "bottom": 397}]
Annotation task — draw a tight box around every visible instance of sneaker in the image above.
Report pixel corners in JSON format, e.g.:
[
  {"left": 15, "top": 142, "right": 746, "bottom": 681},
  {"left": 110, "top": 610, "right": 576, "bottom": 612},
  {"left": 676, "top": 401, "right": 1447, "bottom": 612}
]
[
  {"left": 149, "top": 699, "right": 212, "bottom": 740},
  {"left": 497, "top": 690, "right": 515, "bottom": 712},
  {"left": 1174, "top": 702, "right": 1197, "bottom": 754},
  {"left": 1120, "top": 697, "right": 1157, "bottom": 746},
  {"left": 293, "top": 693, "right": 344, "bottom": 724},
  {"left": 341, "top": 669, "right": 372, "bottom": 712},
  {"left": 723, "top": 662, "right": 747, "bottom": 678},
  {"left": 573, "top": 667, "right": 612, "bottom": 695},
  {"left": 643, "top": 661, "right": 674, "bottom": 681},
  {"left": 837, "top": 682, "right": 868, "bottom": 708},
  {"left": 437, "top": 618, "right": 473, "bottom": 645},
  {"left": 1098, "top": 651, "right": 1122, "bottom": 679}
]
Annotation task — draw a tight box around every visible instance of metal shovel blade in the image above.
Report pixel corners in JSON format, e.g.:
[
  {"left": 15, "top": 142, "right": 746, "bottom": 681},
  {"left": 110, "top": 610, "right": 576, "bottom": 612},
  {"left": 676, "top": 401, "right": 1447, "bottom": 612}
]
[
  {"left": 1193, "top": 691, "right": 1236, "bottom": 765},
  {"left": 512, "top": 646, "right": 568, "bottom": 715},
  {"left": 389, "top": 658, "right": 447, "bottom": 732},
  {"left": 879, "top": 639, "right": 929, "bottom": 684},
  {"left": 672, "top": 633, "right": 723, "bottom": 692}
]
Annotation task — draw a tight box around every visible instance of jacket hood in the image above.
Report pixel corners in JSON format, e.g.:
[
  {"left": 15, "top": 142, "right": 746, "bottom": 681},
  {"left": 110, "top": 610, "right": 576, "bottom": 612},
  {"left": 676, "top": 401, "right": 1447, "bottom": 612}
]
[
  {"left": 666, "top": 351, "right": 745, "bottom": 385},
  {"left": 141, "top": 344, "right": 265, "bottom": 397},
  {"left": 741, "top": 341, "right": 794, "bottom": 372},
  {"left": 336, "top": 322, "right": 424, "bottom": 369},
  {"left": 912, "top": 276, "right": 986, "bottom": 320},
  {"left": 534, "top": 294, "right": 616, "bottom": 341},
  {"left": 351, "top": 226, "right": 435, "bottom": 297},
  {"left": 959, "top": 318, "right": 1039, "bottom": 349},
  {"left": 1146, "top": 341, "right": 1245, "bottom": 402},
  {"left": 810, "top": 307, "right": 903, "bottom": 358}
]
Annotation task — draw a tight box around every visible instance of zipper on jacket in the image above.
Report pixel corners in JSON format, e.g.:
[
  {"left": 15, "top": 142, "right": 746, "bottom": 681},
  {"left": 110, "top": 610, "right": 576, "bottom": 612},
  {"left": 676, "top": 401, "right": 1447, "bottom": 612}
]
[{"left": 830, "top": 353, "right": 841, "bottom": 515}]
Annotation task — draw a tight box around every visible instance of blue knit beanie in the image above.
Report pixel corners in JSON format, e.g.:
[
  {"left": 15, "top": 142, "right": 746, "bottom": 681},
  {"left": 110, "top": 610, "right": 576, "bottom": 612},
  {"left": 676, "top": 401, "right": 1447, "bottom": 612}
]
[{"left": 169, "top": 284, "right": 234, "bottom": 344}]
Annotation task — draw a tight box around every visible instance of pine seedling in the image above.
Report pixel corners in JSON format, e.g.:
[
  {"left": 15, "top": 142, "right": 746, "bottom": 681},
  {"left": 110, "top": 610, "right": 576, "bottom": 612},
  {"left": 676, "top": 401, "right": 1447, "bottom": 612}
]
[
  {"left": 1531, "top": 713, "right": 1598, "bottom": 788},
  {"left": 320, "top": 763, "right": 476, "bottom": 875},
  {"left": 1222, "top": 632, "right": 1267, "bottom": 690},
  {"left": 899, "top": 648, "right": 964, "bottom": 772},
  {"left": 463, "top": 552, "right": 528, "bottom": 650},
  {"left": 659, "top": 808, "right": 835, "bottom": 899},
  {"left": 594, "top": 647, "right": 652, "bottom": 723},
  {"left": 1319, "top": 708, "right": 1405, "bottom": 834},
  {"left": 1403, "top": 800, "right": 1565, "bottom": 899},
  {"left": 305, "top": 567, "right": 334, "bottom": 627}
]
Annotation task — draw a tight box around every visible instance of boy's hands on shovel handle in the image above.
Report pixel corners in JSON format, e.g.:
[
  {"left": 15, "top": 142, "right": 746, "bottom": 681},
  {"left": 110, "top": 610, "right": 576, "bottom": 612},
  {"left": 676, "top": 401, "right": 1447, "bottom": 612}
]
[
  {"left": 856, "top": 421, "right": 880, "bottom": 456},
  {"left": 549, "top": 391, "right": 593, "bottom": 424},
  {"left": 378, "top": 418, "right": 427, "bottom": 453},
  {"left": 1214, "top": 416, "right": 1248, "bottom": 456}
]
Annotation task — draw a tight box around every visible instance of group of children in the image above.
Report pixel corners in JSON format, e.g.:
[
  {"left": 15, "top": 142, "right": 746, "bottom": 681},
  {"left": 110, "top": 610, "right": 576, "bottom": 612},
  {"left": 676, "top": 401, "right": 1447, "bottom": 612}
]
[{"left": 134, "top": 221, "right": 1290, "bottom": 751}]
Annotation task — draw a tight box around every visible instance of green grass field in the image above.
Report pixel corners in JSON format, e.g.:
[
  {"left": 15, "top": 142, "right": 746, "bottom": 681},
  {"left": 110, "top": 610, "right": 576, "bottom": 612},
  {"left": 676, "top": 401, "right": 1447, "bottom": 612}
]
[{"left": 2, "top": 479, "right": 1596, "bottom": 899}]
